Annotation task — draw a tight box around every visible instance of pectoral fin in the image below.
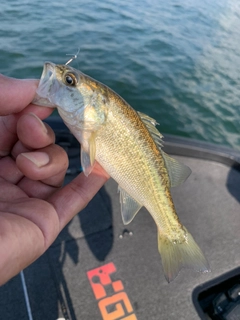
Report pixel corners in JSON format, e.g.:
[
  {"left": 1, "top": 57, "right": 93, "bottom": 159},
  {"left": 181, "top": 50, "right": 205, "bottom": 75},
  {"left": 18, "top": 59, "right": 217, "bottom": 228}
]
[
  {"left": 80, "top": 132, "right": 97, "bottom": 177},
  {"left": 81, "top": 149, "right": 94, "bottom": 176},
  {"left": 118, "top": 186, "right": 142, "bottom": 225},
  {"left": 89, "top": 132, "right": 96, "bottom": 165},
  {"left": 161, "top": 151, "right": 191, "bottom": 187}
]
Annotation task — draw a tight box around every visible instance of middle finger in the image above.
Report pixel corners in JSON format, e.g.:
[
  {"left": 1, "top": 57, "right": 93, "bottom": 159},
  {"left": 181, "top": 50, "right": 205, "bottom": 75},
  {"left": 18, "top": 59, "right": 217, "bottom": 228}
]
[{"left": 17, "top": 113, "right": 55, "bottom": 150}]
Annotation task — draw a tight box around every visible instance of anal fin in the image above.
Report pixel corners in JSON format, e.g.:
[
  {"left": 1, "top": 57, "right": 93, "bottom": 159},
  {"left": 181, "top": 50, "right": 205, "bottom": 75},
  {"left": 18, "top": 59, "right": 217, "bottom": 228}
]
[{"left": 118, "top": 186, "right": 142, "bottom": 225}]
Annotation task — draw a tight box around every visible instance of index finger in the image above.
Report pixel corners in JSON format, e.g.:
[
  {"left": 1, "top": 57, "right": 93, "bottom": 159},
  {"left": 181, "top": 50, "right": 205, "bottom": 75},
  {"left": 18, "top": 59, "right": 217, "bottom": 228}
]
[
  {"left": 0, "top": 74, "right": 54, "bottom": 157},
  {"left": 0, "top": 74, "right": 38, "bottom": 115},
  {"left": 49, "top": 162, "right": 110, "bottom": 230}
]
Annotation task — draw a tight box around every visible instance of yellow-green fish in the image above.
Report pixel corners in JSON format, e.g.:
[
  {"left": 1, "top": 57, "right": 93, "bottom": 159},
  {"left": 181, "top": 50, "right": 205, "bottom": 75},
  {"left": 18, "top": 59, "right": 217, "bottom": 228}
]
[{"left": 33, "top": 62, "right": 210, "bottom": 282}]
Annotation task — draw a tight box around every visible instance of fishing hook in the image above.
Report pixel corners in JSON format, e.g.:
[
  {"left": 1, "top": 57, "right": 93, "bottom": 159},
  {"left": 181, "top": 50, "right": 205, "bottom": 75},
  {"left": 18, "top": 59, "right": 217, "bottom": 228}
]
[{"left": 65, "top": 47, "right": 81, "bottom": 65}]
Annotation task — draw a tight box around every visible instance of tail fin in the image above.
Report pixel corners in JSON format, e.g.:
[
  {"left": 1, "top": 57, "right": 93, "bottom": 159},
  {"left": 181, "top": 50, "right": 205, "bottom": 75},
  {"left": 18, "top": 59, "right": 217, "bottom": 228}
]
[{"left": 158, "top": 228, "right": 210, "bottom": 282}]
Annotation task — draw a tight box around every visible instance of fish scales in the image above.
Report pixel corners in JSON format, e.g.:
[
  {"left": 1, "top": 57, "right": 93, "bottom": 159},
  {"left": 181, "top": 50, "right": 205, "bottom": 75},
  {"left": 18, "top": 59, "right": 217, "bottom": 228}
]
[
  {"left": 94, "top": 91, "right": 181, "bottom": 234},
  {"left": 33, "top": 61, "right": 210, "bottom": 282}
]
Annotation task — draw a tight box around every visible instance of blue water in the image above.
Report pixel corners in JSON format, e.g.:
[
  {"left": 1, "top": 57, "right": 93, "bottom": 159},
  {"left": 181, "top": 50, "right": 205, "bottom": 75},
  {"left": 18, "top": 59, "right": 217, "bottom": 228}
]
[{"left": 1, "top": 0, "right": 240, "bottom": 149}]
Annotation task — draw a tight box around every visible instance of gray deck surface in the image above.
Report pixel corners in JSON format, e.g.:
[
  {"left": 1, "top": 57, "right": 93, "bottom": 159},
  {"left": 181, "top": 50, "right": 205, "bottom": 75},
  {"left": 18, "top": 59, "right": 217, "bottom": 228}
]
[{"left": 1, "top": 139, "right": 240, "bottom": 320}]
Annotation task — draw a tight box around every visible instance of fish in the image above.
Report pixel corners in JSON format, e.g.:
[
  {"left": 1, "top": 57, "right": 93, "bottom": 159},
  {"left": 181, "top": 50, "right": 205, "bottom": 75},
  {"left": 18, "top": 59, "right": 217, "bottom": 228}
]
[{"left": 33, "top": 61, "right": 210, "bottom": 282}]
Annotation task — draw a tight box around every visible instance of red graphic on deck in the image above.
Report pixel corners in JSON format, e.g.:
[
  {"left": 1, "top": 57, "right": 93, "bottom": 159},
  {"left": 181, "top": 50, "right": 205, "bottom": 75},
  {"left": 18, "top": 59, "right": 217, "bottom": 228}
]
[{"left": 87, "top": 262, "right": 138, "bottom": 320}]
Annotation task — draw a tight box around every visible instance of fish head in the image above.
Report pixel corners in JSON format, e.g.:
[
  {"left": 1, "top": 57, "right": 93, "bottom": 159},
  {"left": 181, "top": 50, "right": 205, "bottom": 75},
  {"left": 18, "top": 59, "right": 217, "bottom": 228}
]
[
  {"left": 33, "top": 62, "right": 108, "bottom": 130},
  {"left": 33, "top": 62, "right": 85, "bottom": 113}
]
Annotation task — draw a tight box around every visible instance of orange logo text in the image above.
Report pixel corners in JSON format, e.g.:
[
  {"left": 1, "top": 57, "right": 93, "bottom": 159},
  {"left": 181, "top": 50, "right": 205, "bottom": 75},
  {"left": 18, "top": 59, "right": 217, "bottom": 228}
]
[{"left": 87, "top": 262, "right": 138, "bottom": 320}]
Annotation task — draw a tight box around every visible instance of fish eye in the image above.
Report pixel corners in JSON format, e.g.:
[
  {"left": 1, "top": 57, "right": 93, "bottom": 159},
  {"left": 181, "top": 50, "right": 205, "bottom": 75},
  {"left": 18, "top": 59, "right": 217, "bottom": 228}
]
[{"left": 64, "top": 73, "right": 77, "bottom": 86}]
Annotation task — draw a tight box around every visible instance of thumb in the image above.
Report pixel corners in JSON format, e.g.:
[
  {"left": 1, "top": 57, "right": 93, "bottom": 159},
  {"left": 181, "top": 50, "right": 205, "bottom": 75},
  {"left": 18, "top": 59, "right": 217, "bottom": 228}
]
[{"left": 0, "top": 74, "right": 38, "bottom": 115}]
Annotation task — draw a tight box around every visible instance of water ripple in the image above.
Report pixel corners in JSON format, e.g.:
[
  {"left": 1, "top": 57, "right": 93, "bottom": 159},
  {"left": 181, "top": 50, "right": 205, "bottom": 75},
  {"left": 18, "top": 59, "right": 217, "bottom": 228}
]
[{"left": 0, "top": 0, "right": 239, "bottom": 149}]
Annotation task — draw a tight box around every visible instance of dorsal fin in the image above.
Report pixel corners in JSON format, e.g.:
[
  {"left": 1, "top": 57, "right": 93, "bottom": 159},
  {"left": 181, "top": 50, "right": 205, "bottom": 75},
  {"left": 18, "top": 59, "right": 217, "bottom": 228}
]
[
  {"left": 161, "top": 151, "right": 192, "bottom": 187},
  {"left": 137, "top": 111, "right": 164, "bottom": 148},
  {"left": 137, "top": 111, "right": 191, "bottom": 187}
]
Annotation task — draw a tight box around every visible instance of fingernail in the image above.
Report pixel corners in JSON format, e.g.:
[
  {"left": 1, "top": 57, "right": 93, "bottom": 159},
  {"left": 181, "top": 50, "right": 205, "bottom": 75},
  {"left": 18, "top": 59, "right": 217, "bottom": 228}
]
[
  {"left": 21, "top": 152, "right": 50, "bottom": 167},
  {"left": 29, "top": 113, "right": 47, "bottom": 134}
]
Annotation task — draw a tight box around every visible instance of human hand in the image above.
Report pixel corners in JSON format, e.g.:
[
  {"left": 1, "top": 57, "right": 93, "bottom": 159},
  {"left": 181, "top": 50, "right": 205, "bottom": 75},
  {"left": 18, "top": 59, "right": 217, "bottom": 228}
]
[{"left": 0, "top": 74, "right": 109, "bottom": 285}]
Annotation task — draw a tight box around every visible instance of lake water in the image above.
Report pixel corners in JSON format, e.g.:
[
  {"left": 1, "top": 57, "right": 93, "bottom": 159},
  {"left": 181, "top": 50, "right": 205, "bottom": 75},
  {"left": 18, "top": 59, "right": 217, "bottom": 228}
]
[{"left": 1, "top": 0, "right": 240, "bottom": 150}]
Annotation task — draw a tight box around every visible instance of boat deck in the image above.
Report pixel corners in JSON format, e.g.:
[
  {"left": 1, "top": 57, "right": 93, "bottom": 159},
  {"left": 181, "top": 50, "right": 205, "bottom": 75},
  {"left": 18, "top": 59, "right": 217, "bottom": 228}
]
[{"left": 1, "top": 120, "right": 240, "bottom": 320}]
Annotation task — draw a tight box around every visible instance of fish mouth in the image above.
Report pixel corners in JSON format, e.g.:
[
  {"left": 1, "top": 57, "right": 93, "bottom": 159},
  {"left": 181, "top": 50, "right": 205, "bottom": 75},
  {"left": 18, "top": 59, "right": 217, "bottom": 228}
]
[{"left": 32, "top": 62, "right": 58, "bottom": 107}]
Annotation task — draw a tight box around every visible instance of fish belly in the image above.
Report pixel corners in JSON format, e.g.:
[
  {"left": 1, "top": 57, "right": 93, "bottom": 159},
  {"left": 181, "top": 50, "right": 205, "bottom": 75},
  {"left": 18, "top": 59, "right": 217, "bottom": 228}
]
[{"left": 94, "top": 106, "right": 173, "bottom": 226}]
